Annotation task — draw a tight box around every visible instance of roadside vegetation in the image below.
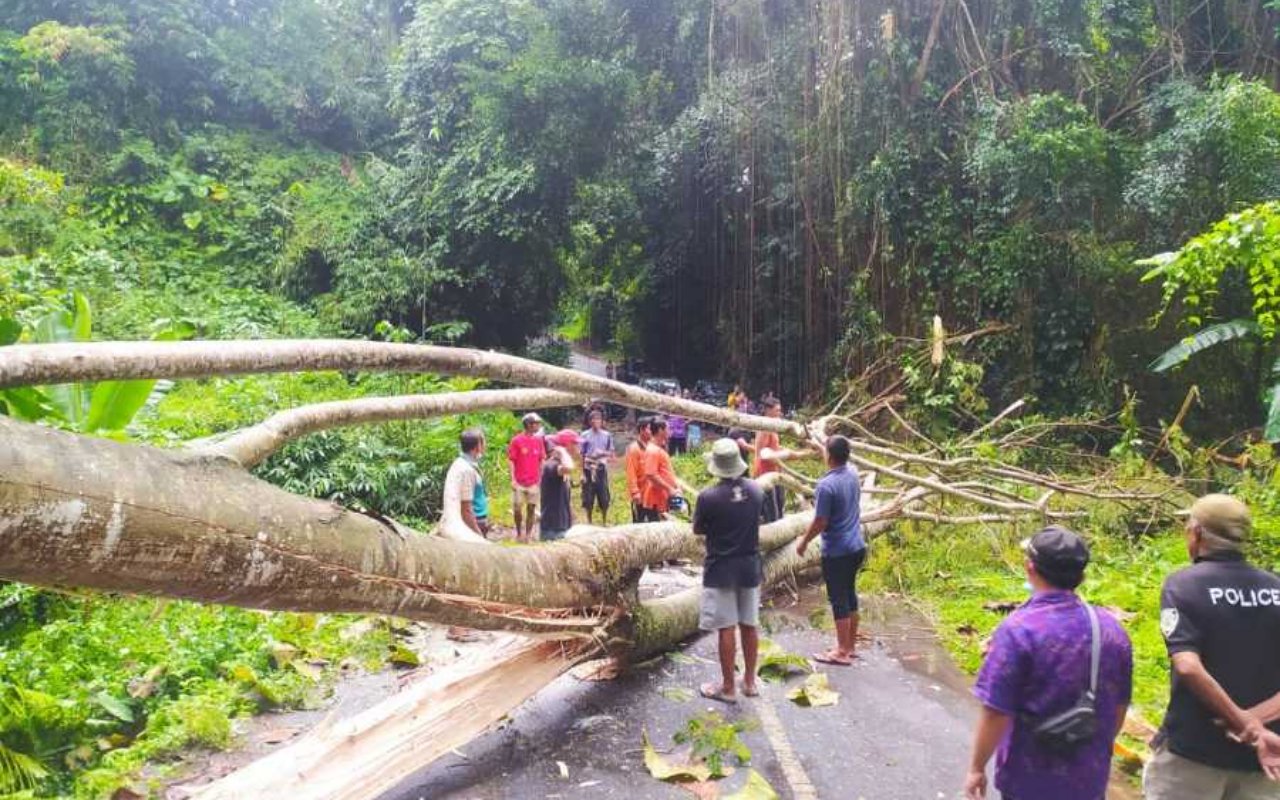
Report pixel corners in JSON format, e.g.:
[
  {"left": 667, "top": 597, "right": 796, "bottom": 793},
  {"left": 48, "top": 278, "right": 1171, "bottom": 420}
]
[{"left": 2, "top": 0, "right": 1280, "bottom": 796}]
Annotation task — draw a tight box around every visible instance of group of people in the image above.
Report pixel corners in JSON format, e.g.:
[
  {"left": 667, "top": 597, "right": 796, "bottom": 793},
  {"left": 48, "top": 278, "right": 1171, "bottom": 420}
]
[
  {"left": 444, "top": 406, "right": 1280, "bottom": 800},
  {"left": 965, "top": 494, "right": 1280, "bottom": 799},
  {"left": 727, "top": 385, "right": 778, "bottom": 417}
]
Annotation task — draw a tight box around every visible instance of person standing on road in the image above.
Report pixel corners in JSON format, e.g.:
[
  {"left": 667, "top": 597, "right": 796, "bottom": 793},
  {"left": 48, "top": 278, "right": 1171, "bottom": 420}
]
[
  {"left": 964, "top": 527, "right": 1134, "bottom": 800},
  {"left": 507, "top": 412, "right": 545, "bottom": 543},
  {"left": 538, "top": 430, "right": 579, "bottom": 541},
  {"left": 1144, "top": 494, "right": 1280, "bottom": 798},
  {"left": 754, "top": 397, "right": 806, "bottom": 522},
  {"left": 694, "top": 438, "right": 765, "bottom": 704},
  {"left": 796, "top": 436, "right": 865, "bottom": 665},
  {"left": 640, "top": 418, "right": 681, "bottom": 522},
  {"left": 668, "top": 410, "right": 689, "bottom": 456},
  {"left": 442, "top": 428, "right": 489, "bottom": 537},
  {"left": 579, "top": 411, "right": 615, "bottom": 525},
  {"left": 625, "top": 417, "right": 653, "bottom": 523}
]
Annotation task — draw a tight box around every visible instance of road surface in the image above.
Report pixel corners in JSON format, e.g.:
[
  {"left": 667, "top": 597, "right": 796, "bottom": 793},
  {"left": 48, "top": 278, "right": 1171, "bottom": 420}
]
[{"left": 382, "top": 591, "right": 983, "bottom": 800}]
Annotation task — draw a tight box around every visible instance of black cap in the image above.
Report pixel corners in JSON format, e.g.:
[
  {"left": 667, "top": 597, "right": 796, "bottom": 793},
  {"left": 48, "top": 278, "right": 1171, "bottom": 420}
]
[{"left": 1024, "top": 526, "right": 1089, "bottom": 579}]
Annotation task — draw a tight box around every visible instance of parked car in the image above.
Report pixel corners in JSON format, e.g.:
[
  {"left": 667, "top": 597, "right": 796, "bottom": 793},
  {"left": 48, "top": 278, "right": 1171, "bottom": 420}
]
[
  {"left": 618, "top": 358, "right": 647, "bottom": 384},
  {"left": 640, "top": 377, "right": 681, "bottom": 396},
  {"left": 693, "top": 380, "right": 732, "bottom": 405}
]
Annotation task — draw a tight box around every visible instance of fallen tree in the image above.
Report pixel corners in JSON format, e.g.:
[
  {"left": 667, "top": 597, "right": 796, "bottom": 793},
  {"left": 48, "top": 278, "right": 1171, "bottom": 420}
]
[{"left": 0, "top": 340, "right": 1177, "bottom": 799}]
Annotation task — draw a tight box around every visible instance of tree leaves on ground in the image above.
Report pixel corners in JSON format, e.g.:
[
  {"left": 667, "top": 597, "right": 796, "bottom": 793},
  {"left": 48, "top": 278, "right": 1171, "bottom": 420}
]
[{"left": 786, "top": 673, "right": 839, "bottom": 708}]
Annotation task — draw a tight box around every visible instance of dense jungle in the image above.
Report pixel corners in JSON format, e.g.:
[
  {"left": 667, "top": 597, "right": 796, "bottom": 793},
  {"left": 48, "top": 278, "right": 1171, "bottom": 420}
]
[{"left": 1, "top": 0, "right": 1279, "bottom": 796}]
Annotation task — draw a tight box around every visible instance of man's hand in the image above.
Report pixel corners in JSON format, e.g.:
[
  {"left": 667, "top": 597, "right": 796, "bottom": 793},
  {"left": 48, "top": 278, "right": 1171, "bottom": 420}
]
[
  {"left": 963, "top": 769, "right": 987, "bottom": 799},
  {"left": 796, "top": 538, "right": 809, "bottom": 558},
  {"left": 1258, "top": 728, "right": 1280, "bottom": 781}
]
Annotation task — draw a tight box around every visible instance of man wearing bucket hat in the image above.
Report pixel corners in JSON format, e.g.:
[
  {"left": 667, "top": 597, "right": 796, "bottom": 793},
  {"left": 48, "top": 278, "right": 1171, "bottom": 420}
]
[
  {"left": 693, "top": 438, "right": 765, "bottom": 703},
  {"left": 1145, "top": 494, "right": 1280, "bottom": 798},
  {"left": 964, "top": 526, "right": 1134, "bottom": 800}
]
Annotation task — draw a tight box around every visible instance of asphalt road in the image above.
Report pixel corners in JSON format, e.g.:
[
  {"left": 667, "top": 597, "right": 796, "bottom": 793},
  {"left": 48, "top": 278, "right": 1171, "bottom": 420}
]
[{"left": 382, "top": 592, "right": 981, "bottom": 800}]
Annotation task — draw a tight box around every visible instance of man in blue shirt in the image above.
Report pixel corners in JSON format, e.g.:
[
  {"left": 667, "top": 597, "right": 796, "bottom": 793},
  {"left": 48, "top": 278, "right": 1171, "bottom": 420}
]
[{"left": 796, "top": 435, "right": 865, "bottom": 665}]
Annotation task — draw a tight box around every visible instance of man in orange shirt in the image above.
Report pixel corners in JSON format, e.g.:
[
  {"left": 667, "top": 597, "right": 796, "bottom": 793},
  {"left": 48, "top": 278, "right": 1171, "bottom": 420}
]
[
  {"left": 625, "top": 417, "right": 653, "bottom": 523},
  {"left": 641, "top": 419, "right": 681, "bottom": 522}
]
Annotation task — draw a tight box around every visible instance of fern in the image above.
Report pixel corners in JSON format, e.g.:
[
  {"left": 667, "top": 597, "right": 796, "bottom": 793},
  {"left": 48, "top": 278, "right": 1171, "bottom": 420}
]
[{"left": 0, "top": 743, "right": 48, "bottom": 794}]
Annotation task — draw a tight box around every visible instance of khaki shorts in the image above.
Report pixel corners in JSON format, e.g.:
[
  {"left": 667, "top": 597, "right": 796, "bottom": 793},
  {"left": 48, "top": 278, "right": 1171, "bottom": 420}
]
[
  {"left": 1143, "top": 745, "right": 1279, "bottom": 800},
  {"left": 512, "top": 484, "right": 540, "bottom": 507},
  {"left": 699, "top": 586, "right": 761, "bottom": 630}
]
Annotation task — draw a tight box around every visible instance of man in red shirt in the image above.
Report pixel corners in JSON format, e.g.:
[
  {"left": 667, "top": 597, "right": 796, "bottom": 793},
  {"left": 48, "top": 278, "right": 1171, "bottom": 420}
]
[
  {"left": 641, "top": 419, "right": 681, "bottom": 522},
  {"left": 507, "top": 412, "right": 545, "bottom": 543}
]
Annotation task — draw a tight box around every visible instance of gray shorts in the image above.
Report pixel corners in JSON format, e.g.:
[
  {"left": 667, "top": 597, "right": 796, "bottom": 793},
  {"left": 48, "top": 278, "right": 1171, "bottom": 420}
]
[
  {"left": 1144, "top": 745, "right": 1279, "bottom": 800},
  {"left": 699, "top": 586, "right": 761, "bottom": 630}
]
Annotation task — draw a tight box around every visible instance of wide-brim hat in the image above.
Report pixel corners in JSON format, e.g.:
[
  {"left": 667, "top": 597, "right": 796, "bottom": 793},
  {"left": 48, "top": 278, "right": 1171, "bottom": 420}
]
[{"left": 706, "top": 437, "right": 748, "bottom": 479}]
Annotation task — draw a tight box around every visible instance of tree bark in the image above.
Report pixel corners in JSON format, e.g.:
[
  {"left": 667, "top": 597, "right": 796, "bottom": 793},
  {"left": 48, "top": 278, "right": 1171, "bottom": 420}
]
[
  {"left": 202, "top": 388, "right": 584, "bottom": 467},
  {"left": 0, "top": 341, "right": 806, "bottom": 437},
  {"left": 0, "top": 418, "right": 817, "bottom": 637}
]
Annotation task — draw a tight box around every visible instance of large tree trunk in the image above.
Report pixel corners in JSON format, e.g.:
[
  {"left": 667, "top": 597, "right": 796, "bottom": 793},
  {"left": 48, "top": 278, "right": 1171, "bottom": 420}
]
[
  {"left": 0, "top": 417, "right": 815, "bottom": 637},
  {"left": 0, "top": 340, "right": 805, "bottom": 436}
]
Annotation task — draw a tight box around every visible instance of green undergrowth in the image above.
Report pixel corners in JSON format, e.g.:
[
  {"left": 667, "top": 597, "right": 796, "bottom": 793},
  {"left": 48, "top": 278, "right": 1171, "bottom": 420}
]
[{"left": 0, "top": 584, "right": 393, "bottom": 798}]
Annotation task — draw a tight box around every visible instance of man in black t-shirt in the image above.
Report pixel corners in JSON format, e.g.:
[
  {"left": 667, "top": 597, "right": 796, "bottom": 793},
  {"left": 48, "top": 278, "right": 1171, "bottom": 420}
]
[
  {"left": 1146, "top": 494, "right": 1280, "bottom": 799},
  {"left": 693, "top": 438, "right": 765, "bottom": 704}
]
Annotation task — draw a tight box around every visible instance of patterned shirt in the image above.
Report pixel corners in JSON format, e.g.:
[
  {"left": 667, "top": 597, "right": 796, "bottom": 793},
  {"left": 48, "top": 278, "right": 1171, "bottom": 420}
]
[{"left": 973, "top": 591, "right": 1133, "bottom": 800}]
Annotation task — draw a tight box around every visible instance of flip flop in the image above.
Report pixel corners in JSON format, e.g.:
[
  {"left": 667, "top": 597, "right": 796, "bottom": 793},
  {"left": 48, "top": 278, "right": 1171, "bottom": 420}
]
[
  {"left": 811, "top": 651, "right": 854, "bottom": 667},
  {"left": 741, "top": 682, "right": 760, "bottom": 698},
  {"left": 699, "top": 682, "right": 738, "bottom": 704}
]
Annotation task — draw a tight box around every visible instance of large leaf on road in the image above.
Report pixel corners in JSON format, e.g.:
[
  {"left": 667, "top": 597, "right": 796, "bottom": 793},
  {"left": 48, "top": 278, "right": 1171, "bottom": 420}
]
[
  {"left": 786, "top": 673, "right": 839, "bottom": 707},
  {"left": 1150, "top": 319, "right": 1260, "bottom": 372},
  {"left": 756, "top": 638, "right": 811, "bottom": 682},
  {"left": 724, "top": 770, "right": 779, "bottom": 800},
  {"left": 643, "top": 731, "right": 713, "bottom": 783}
]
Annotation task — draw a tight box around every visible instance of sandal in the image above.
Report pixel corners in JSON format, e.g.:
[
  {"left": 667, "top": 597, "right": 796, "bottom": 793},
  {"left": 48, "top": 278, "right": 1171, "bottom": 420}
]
[
  {"left": 741, "top": 682, "right": 760, "bottom": 698},
  {"left": 811, "top": 651, "right": 854, "bottom": 667},
  {"left": 699, "top": 682, "right": 738, "bottom": 704}
]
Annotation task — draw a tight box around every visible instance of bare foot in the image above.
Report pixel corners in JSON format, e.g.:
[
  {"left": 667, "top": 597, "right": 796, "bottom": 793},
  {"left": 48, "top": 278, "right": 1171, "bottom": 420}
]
[
  {"left": 699, "top": 682, "right": 738, "bottom": 704},
  {"left": 741, "top": 681, "right": 760, "bottom": 698}
]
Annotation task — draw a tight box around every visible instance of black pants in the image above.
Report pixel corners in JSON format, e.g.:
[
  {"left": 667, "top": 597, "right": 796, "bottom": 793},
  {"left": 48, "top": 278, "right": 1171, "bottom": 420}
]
[
  {"left": 822, "top": 548, "right": 867, "bottom": 620},
  {"left": 582, "top": 464, "right": 610, "bottom": 513},
  {"left": 761, "top": 485, "right": 785, "bottom": 523},
  {"left": 669, "top": 436, "right": 687, "bottom": 455},
  {"left": 637, "top": 506, "right": 662, "bottom": 523}
]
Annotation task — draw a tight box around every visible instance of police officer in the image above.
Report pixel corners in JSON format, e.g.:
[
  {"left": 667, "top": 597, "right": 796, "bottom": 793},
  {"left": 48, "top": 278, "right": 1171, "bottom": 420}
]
[{"left": 1147, "top": 494, "right": 1280, "bottom": 799}]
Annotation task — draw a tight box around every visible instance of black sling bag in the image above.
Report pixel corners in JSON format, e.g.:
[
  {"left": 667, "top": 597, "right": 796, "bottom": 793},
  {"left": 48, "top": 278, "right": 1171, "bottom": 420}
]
[{"left": 1029, "top": 602, "right": 1101, "bottom": 754}]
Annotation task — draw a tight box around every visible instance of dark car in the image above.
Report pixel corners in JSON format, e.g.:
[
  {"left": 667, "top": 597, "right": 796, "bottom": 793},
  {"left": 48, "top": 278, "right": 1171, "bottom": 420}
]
[
  {"left": 640, "top": 377, "right": 681, "bottom": 396},
  {"left": 693, "top": 380, "right": 732, "bottom": 405}
]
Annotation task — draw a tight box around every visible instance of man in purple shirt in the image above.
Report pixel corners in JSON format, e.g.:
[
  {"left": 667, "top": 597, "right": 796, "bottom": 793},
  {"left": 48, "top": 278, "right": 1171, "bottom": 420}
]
[{"left": 965, "top": 526, "right": 1133, "bottom": 800}]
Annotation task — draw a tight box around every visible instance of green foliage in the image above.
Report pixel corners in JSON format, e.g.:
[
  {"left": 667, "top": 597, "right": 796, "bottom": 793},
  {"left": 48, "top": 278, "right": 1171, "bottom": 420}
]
[
  {"left": 1141, "top": 202, "right": 1280, "bottom": 438},
  {"left": 672, "top": 711, "right": 756, "bottom": 778},
  {"left": 1128, "top": 78, "right": 1280, "bottom": 234},
  {"left": 0, "top": 586, "right": 392, "bottom": 797},
  {"left": 0, "top": 293, "right": 193, "bottom": 432}
]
